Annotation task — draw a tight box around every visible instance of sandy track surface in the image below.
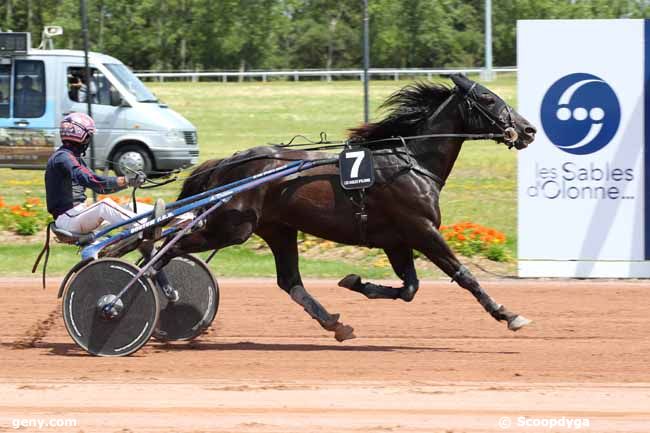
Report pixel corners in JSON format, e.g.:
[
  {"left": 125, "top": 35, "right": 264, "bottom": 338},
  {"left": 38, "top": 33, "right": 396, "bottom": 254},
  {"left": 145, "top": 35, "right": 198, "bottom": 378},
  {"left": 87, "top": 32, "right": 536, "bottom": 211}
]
[{"left": 1, "top": 277, "right": 649, "bottom": 432}]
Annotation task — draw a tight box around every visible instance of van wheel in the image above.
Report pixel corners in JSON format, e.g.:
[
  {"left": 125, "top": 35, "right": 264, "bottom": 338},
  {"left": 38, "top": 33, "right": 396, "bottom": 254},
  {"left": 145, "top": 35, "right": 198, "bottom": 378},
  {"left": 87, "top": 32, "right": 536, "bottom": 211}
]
[{"left": 113, "top": 145, "right": 153, "bottom": 177}]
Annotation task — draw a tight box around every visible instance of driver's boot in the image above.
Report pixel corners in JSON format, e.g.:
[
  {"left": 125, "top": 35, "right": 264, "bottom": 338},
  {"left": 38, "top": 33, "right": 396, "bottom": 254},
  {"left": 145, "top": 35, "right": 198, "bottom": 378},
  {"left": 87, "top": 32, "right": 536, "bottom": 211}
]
[{"left": 144, "top": 198, "right": 166, "bottom": 240}]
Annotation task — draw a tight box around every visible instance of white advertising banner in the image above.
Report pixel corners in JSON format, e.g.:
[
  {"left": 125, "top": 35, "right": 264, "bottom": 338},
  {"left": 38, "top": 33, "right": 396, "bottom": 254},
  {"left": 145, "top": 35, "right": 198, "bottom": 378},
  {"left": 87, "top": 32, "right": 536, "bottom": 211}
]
[{"left": 517, "top": 20, "right": 648, "bottom": 277}]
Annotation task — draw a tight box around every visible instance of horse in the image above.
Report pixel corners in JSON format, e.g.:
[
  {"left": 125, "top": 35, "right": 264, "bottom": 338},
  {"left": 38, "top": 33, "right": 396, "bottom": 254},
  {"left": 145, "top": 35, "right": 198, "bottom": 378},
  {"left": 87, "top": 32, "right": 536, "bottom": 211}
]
[{"left": 163, "top": 74, "right": 537, "bottom": 342}]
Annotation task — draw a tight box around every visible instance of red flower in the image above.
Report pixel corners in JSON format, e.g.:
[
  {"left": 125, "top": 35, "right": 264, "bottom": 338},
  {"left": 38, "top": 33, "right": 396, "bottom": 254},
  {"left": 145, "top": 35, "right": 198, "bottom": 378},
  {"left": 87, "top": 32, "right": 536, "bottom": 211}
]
[{"left": 26, "top": 197, "right": 41, "bottom": 206}]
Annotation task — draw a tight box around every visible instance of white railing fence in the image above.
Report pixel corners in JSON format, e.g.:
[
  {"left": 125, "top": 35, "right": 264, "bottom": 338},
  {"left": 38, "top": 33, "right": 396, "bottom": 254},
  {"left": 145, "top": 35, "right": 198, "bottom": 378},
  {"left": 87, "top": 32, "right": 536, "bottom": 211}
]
[{"left": 134, "top": 67, "right": 517, "bottom": 82}]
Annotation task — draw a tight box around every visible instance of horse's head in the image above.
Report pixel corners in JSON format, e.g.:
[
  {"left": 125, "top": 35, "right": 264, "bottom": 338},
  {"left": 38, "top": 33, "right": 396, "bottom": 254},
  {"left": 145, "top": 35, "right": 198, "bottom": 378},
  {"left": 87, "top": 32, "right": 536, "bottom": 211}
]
[{"left": 450, "top": 74, "right": 536, "bottom": 150}]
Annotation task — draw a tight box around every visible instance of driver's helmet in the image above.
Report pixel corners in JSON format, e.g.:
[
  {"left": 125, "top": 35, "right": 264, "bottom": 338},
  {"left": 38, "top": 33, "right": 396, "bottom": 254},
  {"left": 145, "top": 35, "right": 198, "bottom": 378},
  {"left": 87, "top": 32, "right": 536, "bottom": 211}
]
[{"left": 60, "top": 112, "right": 96, "bottom": 145}]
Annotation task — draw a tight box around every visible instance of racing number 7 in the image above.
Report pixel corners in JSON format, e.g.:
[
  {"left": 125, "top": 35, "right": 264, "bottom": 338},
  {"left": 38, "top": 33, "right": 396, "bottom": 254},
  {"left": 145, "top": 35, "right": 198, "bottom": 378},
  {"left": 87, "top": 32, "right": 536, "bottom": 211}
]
[{"left": 345, "top": 151, "right": 365, "bottom": 178}]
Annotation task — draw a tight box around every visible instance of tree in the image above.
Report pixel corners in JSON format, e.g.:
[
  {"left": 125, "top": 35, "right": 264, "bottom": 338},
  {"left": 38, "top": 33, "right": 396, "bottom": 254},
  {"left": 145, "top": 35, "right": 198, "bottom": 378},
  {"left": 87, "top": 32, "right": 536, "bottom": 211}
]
[{"left": 2, "top": 0, "right": 649, "bottom": 70}]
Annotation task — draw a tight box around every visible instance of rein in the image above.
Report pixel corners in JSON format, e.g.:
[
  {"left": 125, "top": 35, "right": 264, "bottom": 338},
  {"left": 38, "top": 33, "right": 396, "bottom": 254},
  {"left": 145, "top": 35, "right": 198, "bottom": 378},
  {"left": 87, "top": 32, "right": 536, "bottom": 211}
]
[
  {"left": 99, "top": 82, "right": 519, "bottom": 188},
  {"left": 173, "top": 127, "right": 501, "bottom": 187}
]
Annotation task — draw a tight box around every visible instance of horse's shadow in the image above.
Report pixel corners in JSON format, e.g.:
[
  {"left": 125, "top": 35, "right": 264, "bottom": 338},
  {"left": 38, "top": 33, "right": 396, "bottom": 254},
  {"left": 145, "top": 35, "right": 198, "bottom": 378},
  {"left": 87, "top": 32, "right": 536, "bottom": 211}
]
[
  {"left": 151, "top": 341, "right": 453, "bottom": 353},
  {"left": 4, "top": 341, "right": 519, "bottom": 357}
]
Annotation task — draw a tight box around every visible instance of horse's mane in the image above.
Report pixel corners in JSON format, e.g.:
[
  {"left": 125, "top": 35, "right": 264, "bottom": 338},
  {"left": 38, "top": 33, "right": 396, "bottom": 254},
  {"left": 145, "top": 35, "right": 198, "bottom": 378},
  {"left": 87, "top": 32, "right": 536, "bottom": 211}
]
[{"left": 349, "top": 81, "right": 453, "bottom": 141}]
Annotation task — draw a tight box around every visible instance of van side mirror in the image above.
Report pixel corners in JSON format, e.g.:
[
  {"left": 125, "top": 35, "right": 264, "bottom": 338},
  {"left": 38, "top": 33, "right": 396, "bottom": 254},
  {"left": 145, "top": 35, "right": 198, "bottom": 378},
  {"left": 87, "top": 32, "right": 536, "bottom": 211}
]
[{"left": 110, "top": 90, "right": 130, "bottom": 107}]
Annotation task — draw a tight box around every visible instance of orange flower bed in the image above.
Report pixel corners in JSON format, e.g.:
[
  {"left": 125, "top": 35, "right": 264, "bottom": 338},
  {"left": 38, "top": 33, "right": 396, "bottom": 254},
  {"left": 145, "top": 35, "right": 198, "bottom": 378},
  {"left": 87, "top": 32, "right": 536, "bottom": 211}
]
[
  {"left": 438, "top": 221, "right": 509, "bottom": 261},
  {"left": 25, "top": 197, "right": 42, "bottom": 206},
  {"left": 440, "top": 221, "right": 506, "bottom": 245},
  {"left": 0, "top": 196, "right": 49, "bottom": 235}
]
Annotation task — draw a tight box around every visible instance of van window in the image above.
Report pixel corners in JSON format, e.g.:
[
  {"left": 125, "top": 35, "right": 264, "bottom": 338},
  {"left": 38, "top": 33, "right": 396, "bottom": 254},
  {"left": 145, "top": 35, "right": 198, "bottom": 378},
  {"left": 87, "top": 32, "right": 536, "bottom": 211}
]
[
  {"left": 0, "top": 64, "right": 10, "bottom": 117},
  {"left": 105, "top": 63, "right": 157, "bottom": 102},
  {"left": 14, "top": 60, "right": 45, "bottom": 118},
  {"left": 67, "top": 67, "right": 121, "bottom": 106}
]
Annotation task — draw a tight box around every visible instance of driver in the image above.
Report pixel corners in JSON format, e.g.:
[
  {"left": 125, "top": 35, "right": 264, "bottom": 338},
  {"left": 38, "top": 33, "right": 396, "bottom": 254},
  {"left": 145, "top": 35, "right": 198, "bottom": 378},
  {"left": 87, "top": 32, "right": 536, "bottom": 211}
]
[{"left": 45, "top": 112, "right": 164, "bottom": 234}]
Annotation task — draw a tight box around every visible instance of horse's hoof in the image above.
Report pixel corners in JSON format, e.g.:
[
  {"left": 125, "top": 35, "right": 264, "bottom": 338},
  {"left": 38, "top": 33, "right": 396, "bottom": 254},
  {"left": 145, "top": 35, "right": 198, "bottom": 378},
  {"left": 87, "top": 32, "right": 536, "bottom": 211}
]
[
  {"left": 338, "top": 274, "right": 362, "bottom": 290},
  {"left": 321, "top": 313, "right": 341, "bottom": 331},
  {"left": 399, "top": 285, "right": 418, "bottom": 302},
  {"left": 508, "top": 315, "right": 532, "bottom": 331},
  {"left": 334, "top": 323, "right": 356, "bottom": 342}
]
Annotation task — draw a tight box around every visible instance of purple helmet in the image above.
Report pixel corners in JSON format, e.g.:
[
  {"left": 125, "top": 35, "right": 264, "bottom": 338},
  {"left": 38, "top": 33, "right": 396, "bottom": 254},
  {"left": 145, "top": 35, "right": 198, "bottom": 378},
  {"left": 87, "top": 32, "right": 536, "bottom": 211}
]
[{"left": 60, "top": 112, "right": 96, "bottom": 145}]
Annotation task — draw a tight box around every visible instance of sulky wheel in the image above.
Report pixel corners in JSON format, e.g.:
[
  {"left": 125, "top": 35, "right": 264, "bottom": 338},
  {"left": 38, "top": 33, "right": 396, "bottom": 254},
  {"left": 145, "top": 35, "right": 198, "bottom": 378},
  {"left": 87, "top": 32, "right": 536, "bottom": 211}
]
[
  {"left": 153, "top": 255, "right": 219, "bottom": 341},
  {"left": 62, "top": 258, "right": 159, "bottom": 357}
]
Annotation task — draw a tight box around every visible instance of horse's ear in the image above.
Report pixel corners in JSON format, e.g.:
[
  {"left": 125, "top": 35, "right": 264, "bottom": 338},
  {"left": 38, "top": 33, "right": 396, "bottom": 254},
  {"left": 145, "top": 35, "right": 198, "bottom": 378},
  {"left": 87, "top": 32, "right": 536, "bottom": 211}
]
[{"left": 449, "top": 73, "right": 473, "bottom": 93}]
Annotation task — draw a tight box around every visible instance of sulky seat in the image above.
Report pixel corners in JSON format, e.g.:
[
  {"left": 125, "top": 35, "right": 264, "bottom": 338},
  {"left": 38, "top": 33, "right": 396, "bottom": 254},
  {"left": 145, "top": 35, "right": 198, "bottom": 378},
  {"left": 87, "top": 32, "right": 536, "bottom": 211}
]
[{"left": 50, "top": 223, "right": 95, "bottom": 245}]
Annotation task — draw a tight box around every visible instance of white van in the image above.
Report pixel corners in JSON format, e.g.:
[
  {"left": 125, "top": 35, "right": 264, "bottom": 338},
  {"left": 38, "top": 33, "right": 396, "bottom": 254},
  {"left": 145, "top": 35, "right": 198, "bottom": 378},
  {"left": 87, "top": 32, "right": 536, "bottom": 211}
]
[{"left": 0, "top": 32, "right": 199, "bottom": 175}]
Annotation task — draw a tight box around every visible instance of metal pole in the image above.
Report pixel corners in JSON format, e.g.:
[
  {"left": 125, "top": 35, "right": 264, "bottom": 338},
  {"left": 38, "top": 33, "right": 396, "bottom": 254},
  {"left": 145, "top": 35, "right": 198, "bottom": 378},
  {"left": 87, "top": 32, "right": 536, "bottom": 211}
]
[
  {"left": 483, "top": 0, "right": 494, "bottom": 81},
  {"left": 80, "top": 0, "right": 96, "bottom": 201},
  {"left": 363, "top": 0, "right": 370, "bottom": 123}
]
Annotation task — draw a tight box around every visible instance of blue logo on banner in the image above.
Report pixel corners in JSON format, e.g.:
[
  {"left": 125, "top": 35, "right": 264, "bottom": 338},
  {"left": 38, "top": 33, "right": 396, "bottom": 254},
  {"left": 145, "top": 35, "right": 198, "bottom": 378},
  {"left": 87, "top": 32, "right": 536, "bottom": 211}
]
[{"left": 541, "top": 73, "right": 621, "bottom": 155}]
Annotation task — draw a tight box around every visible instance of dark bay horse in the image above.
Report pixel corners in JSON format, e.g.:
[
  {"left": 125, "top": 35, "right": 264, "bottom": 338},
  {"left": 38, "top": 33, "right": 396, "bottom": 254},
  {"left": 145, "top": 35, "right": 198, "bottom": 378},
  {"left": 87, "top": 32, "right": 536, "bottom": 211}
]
[{"left": 167, "top": 74, "right": 537, "bottom": 341}]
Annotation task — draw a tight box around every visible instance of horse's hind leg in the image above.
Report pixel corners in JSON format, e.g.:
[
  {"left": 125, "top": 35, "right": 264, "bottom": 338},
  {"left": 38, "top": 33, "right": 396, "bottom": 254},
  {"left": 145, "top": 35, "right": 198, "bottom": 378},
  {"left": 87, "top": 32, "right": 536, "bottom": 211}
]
[
  {"left": 338, "top": 247, "right": 419, "bottom": 302},
  {"left": 256, "top": 224, "right": 355, "bottom": 342},
  {"left": 415, "top": 227, "right": 530, "bottom": 331}
]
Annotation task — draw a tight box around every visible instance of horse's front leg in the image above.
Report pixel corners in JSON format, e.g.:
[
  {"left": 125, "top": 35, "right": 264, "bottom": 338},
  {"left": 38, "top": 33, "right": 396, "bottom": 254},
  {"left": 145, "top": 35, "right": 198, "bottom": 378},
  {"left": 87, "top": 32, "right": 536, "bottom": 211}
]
[
  {"left": 413, "top": 223, "right": 531, "bottom": 331},
  {"left": 338, "top": 247, "right": 419, "bottom": 302}
]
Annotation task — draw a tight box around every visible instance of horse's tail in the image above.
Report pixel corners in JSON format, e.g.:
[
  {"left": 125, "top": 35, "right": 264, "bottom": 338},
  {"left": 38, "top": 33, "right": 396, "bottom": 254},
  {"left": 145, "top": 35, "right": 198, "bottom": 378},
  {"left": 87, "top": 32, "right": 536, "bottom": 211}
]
[{"left": 178, "top": 158, "right": 224, "bottom": 200}]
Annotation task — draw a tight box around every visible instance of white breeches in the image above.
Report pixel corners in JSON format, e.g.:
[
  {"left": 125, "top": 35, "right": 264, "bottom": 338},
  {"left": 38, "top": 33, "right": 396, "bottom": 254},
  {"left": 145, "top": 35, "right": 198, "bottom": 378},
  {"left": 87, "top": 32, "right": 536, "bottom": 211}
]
[{"left": 55, "top": 198, "right": 153, "bottom": 234}]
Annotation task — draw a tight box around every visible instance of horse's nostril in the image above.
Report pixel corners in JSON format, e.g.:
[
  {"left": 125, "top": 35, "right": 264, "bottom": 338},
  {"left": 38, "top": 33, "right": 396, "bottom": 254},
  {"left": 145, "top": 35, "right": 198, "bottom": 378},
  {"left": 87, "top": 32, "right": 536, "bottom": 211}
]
[{"left": 524, "top": 126, "right": 537, "bottom": 135}]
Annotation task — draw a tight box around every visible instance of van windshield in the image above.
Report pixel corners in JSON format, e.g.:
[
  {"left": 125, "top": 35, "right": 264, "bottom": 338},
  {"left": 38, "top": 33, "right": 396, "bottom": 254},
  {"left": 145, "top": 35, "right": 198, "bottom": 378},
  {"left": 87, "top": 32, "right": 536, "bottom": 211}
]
[{"left": 105, "top": 63, "right": 158, "bottom": 103}]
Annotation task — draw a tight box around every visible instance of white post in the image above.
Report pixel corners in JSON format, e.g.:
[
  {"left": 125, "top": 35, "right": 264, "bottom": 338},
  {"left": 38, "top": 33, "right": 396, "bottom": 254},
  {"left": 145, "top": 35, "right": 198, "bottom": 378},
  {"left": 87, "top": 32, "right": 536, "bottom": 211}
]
[
  {"left": 363, "top": 0, "right": 370, "bottom": 123},
  {"left": 482, "top": 0, "right": 495, "bottom": 81}
]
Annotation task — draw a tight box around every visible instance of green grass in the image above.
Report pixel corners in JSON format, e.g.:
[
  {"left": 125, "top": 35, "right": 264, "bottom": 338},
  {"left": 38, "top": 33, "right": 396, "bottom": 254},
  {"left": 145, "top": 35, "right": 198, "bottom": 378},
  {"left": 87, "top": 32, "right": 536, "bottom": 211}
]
[
  {"left": 146, "top": 73, "right": 517, "bottom": 160},
  {"left": 0, "top": 73, "right": 520, "bottom": 276},
  {"left": 7, "top": 243, "right": 440, "bottom": 279}
]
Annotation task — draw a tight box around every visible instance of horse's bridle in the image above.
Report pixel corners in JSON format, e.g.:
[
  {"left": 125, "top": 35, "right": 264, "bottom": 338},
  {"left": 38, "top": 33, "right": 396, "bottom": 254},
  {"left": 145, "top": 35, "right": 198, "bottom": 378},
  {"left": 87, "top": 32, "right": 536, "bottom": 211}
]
[
  {"left": 462, "top": 82, "right": 519, "bottom": 146},
  {"left": 423, "top": 83, "right": 519, "bottom": 148}
]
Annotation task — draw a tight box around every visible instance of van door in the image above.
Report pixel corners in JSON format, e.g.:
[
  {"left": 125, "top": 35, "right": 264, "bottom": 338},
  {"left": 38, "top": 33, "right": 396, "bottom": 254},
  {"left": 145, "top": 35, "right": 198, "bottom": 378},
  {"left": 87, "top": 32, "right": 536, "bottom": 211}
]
[
  {"left": 62, "top": 64, "right": 125, "bottom": 169},
  {"left": 0, "top": 58, "right": 56, "bottom": 168}
]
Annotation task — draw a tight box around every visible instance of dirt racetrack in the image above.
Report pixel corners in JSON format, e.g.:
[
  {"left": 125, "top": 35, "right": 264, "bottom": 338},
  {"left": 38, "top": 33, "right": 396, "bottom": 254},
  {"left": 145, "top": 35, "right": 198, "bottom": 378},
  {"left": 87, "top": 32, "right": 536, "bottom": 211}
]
[{"left": 1, "top": 277, "right": 649, "bottom": 433}]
